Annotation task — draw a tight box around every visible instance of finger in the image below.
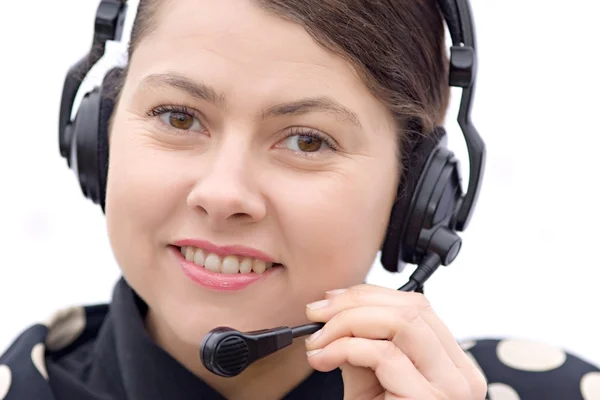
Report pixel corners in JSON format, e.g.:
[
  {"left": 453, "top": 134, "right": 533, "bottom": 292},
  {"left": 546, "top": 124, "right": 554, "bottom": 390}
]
[
  {"left": 309, "top": 284, "right": 475, "bottom": 370},
  {"left": 316, "top": 284, "right": 488, "bottom": 397},
  {"left": 307, "top": 336, "right": 436, "bottom": 400},
  {"left": 305, "top": 305, "right": 461, "bottom": 385},
  {"left": 339, "top": 365, "right": 383, "bottom": 400}
]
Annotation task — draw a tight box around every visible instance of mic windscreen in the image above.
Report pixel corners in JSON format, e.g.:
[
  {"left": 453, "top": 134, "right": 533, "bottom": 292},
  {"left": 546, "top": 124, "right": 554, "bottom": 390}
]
[{"left": 200, "top": 326, "right": 293, "bottom": 377}]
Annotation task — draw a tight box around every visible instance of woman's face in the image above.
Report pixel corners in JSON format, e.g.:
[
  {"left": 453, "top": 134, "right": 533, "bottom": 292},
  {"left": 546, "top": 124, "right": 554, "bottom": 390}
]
[{"left": 105, "top": 0, "right": 399, "bottom": 349}]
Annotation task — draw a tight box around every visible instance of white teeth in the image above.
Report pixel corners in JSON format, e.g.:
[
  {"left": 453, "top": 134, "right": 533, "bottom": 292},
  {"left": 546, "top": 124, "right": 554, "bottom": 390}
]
[
  {"left": 179, "top": 245, "right": 280, "bottom": 274},
  {"left": 253, "top": 259, "right": 266, "bottom": 274},
  {"left": 193, "top": 249, "right": 206, "bottom": 266},
  {"left": 204, "top": 253, "right": 221, "bottom": 273},
  {"left": 239, "top": 258, "right": 253, "bottom": 274},
  {"left": 185, "top": 247, "right": 195, "bottom": 261},
  {"left": 221, "top": 255, "right": 240, "bottom": 274}
]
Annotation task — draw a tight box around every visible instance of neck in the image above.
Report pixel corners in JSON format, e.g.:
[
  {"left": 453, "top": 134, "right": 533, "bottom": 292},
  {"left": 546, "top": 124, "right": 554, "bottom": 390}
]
[{"left": 145, "top": 309, "right": 315, "bottom": 400}]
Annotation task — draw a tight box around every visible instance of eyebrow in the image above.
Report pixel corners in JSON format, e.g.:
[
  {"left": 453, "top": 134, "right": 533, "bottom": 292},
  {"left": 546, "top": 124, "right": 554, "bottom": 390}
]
[
  {"left": 140, "top": 73, "right": 362, "bottom": 128},
  {"left": 262, "top": 97, "right": 361, "bottom": 128},
  {"left": 142, "top": 73, "right": 227, "bottom": 108}
]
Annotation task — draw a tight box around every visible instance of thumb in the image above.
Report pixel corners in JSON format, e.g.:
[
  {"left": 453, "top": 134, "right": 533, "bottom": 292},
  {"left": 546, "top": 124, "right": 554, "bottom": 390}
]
[{"left": 340, "top": 362, "right": 384, "bottom": 400}]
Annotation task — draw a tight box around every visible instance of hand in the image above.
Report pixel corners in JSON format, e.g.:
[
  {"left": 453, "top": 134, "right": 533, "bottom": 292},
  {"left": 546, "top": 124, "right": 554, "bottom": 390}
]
[{"left": 304, "top": 284, "right": 487, "bottom": 400}]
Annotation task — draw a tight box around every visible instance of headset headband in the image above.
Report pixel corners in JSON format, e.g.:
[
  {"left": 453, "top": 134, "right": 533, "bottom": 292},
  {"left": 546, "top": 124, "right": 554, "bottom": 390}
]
[
  {"left": 437, "top": 0, "right": 485, "bottom": 232},
  {"left": 58, "top": 0, "right": 128, "bottom": 162},
  {"left": 58, "top": 0, "right": 484, "bottom": 233}
]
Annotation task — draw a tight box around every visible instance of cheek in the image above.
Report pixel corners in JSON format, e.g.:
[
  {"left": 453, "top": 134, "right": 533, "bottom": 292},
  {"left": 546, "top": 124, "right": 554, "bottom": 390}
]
[
  {"left": 104, "top": 122, "right": 187, "bottom": 274},
  {"left": 274, "top": 156, "right": 399, "bottom": 289}
]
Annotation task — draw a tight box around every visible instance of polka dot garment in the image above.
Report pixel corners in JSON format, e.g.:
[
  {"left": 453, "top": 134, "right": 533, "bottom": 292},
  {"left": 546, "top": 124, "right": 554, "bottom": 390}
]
[{"left": 0, "top": 278, "right": 599, "bottom": 399}]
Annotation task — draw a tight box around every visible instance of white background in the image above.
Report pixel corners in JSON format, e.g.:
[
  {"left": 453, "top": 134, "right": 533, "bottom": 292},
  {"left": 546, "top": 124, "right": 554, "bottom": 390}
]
[{"left": 1, "top": 0, "right": 599, "bottom": 366}]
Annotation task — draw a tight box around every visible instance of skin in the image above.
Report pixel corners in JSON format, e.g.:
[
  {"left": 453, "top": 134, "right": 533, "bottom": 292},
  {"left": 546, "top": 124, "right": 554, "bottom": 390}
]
[{"left": 104, "top": 0, "right": 487, "bottom": 398}]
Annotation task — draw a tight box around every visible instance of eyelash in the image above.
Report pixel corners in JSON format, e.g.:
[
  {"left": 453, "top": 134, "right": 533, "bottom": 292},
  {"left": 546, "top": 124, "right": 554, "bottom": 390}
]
[
  {"left": 147, "top": 104, "right": 204, "bottom": 129},
  {"left": 146, "top": 104, "right": 338, "bottom": 154}
]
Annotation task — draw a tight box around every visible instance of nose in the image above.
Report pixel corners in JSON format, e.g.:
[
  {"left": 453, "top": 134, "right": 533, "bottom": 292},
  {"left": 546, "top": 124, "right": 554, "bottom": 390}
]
[{"left": 186, "top": 147, "right": 266, "bottom": 227}]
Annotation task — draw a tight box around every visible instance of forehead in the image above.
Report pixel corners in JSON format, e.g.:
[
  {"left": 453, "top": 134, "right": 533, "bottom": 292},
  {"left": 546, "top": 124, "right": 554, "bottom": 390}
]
[
  {"left": 149, "top": 0, "right": 337, "bottom": 65},
  {"left": 132, "top": 3, "right": 352, "bottom": 91}
]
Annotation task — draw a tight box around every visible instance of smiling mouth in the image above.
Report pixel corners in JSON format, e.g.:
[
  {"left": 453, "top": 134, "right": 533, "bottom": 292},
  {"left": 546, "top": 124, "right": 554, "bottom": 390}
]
[{"left": 177, "top": 246, "right": 283, "bottom": 274}]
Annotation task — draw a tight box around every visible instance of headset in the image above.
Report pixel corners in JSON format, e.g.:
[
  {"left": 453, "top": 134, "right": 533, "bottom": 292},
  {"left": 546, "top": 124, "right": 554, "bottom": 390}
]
[{"left": 58, "top": 0, "right": 485, "bottom": 377}]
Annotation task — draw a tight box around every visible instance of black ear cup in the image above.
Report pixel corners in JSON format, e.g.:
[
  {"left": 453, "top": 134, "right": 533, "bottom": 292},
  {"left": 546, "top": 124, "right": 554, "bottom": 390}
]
[
  {"left": 66, "top": 67, "right": 122, "bottom": 212},
  {"left": 97, "top": 67, "right": 123, "bottom": 211},
  {"left": 67, "top": 85, "right": 103, "bottom": 205},
  {"left": 381, "top": 127, "right": 463, "bottom": 273}
]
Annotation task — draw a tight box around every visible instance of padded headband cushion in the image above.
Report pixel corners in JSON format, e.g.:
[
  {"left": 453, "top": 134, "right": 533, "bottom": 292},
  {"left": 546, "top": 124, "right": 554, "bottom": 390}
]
[
  {"left": 380, "top": 126, "right": 446, "bottom": 271},
  {"left": 437, "top": 0, "right": 462, "bottom": 45},
  {"left": 97, "top": 67, "right": 124, "bottom": 211}
]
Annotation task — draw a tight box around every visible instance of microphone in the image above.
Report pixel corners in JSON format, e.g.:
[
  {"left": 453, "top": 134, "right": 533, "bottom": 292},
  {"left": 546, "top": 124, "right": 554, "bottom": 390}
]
[
  {"left": 200, "top": 252, "right": 443, "bottom": 377},
  {"left": 200, "top": 324, "right": 324, "bottom": 377}
]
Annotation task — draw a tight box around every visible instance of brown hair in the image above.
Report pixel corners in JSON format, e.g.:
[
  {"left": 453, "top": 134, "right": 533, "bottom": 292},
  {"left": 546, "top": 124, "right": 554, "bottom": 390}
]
[{"left": 127, "top": 0, "right": 449, "bottom": 145}]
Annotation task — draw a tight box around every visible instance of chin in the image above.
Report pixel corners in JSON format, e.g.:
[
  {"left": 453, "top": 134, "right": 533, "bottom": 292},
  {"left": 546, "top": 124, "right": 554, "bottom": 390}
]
[{"left": 149, "top": 291, "right": 300, "bottom": 348}]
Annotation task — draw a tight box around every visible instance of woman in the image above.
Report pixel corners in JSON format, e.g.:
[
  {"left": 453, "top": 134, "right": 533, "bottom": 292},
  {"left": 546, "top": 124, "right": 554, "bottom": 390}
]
[{"left": 1, "top": 0, "right": 599, "bottom": 399}]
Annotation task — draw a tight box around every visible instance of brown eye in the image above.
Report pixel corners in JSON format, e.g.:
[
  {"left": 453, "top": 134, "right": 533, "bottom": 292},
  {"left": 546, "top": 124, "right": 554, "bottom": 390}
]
[
  {"left": 283, "top": 134, "right": 329, "bottom": 153},
  {"left": 169, "top": 112, "right": 194, "bottom": 130},
  {"left": 156, "top": 109, "right": 202, "bottom": 131},
  {"left": 297, "top": 136, "right": 322, "bottom": 152}
]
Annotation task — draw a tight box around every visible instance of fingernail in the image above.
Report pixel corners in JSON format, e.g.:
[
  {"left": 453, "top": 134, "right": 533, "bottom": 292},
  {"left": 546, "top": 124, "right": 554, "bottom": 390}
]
[
  {"left": 305, "top": 329, "right": 322, "bottom": 344},
  {"left": 325, "top": 288, "right": 347, "bottom": 296},
  {"left": 306, "top": 299, "right": 329, "bottom": 310},
  {"left": 306, "top": 349, "right": 322, "bottom": 357}
]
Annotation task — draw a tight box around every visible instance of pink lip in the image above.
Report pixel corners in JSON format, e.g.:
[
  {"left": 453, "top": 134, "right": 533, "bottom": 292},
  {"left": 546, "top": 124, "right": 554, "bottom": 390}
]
[
  {"left": 173, "top": 239, "right": 277, "bottom": 262},
  {"left": 170, "top": 246, "right": 280, "bottom": 291}
]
